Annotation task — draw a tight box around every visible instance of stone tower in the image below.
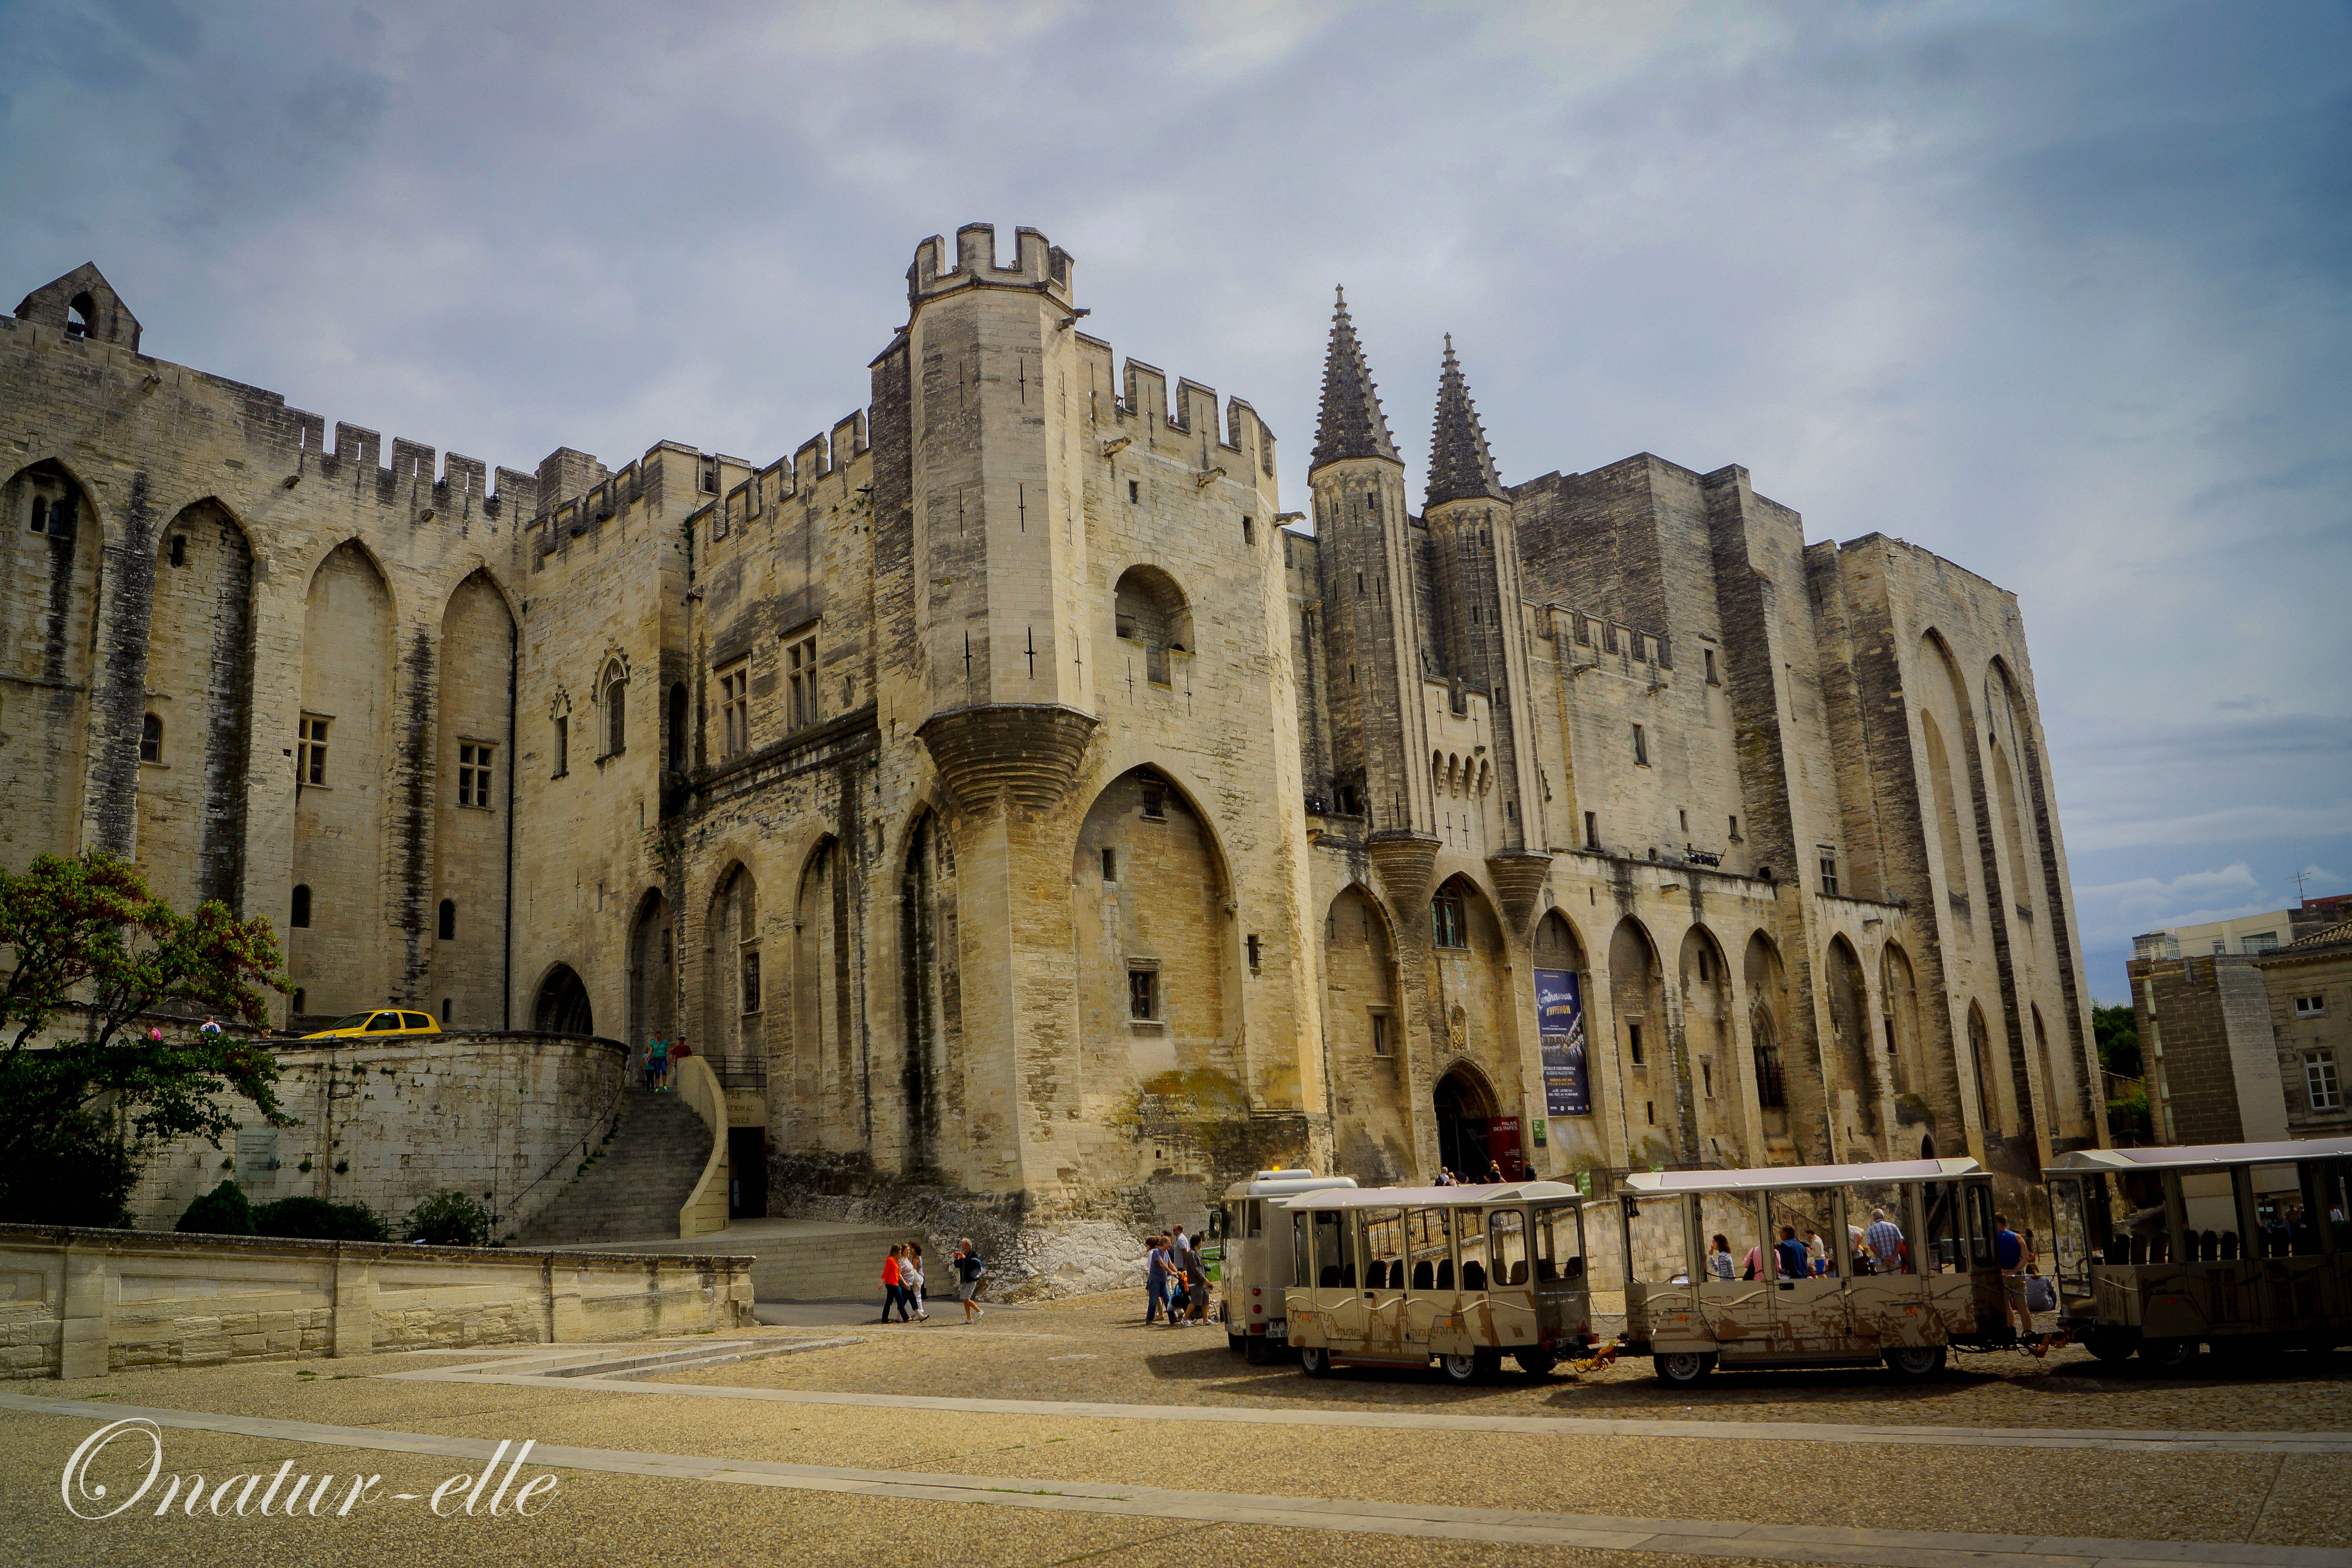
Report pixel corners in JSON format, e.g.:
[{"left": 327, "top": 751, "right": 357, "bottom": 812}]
[{"left": 1424, "top": 337, "right": 1550, "bottom": 927}]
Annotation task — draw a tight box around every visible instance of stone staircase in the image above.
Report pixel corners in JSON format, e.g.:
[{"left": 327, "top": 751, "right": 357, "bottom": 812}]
[{"left": 514, "top": 1089, "right": 712, "bottom": 1245}]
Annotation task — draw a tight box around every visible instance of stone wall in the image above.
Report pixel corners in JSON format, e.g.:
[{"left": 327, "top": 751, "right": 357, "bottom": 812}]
[
  {"left": 127, "top": 1032, "right": 625, "bottom": 1237},
  {"left": 0, "top": 1224, "right": 752, "bottom": 1379}
]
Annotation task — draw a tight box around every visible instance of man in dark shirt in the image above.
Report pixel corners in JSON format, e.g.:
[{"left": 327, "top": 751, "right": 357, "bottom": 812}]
[
  {"left": 1994, "top": 1213, "right": 2031, "bottom": 1335},
  {"left": 1773, "top": 1226, "right": 1809, "bottom": 1287}
]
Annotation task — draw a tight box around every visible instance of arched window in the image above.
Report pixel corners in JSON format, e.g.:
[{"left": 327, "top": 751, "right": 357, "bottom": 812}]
[
  {"left": 1751, "top": 1001, "right": 1786, "bottom": 1108},
  {"left": 139, "top": 713, "right": 163, "bottom": 763},
  {"left": 290, "top": 884, "right": 312, "bottom": 928},
  {"left": 65, "top": 292, "right": 94, "bottom": 340},
  {"left": 437, "top": 899, "right": 456, "bottom": 941},
  {"left": 1112, "top": 566, "right": 1192, "bottom": 686},
  {"left": 601, "top": 668, "right": 627, "bottom": 757}
]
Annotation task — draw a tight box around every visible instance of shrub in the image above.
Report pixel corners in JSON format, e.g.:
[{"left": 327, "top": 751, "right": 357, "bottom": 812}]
[
  {"left": 252, "top": 1195, "right": 387, "bottom": 1242},
  {"left": 403, "top": 1190, "right": 497, "bottom": 1247},
  {"left": 2106, "top": 1091, "right": 2151, "bottom": 1145},
  {"left": 175, "top": 1180, "right": 254, "bottom": 1236}
]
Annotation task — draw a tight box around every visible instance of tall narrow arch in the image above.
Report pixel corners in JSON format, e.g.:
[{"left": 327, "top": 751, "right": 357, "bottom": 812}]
[
  {"left": 703, "top": 862, "right": 760, "bottom": 1068},
  {"left": 1745, "top": 931, "right": 1792, "bottom": 1142},
  {"left": 138, "top": 497, "right": 256, "bottom": 913},
  {"left": 1, "top": 460, "right": 103, "bottom": 867},
  {"left": 900, "top": 810, "right": 959, "bottom": 1169},
  {"left": 432, "top": 570, "right": 515, "bottom": 1030},
  {"left": 292, "top": 540, "right": 394, "bottom": 1018},
  {"left": 1678, "top": 925, "right": 1734, "bottom": 1143},
  {"left": 1325, "top": 883, "right": 1409, "bottom": 1182},
  {"left": 1880, "top": 941, "right": 1925, "bottom": 1097},
  {"left": 1967, "top": 1001, "right": 1998, "bottom": 1137},
  {"left": 794, "top": 835, "right": 849, "bottom": 1124},
  {"left": 1823, "top": 934, "right": 1877, "bottom": 1142},
  {"left": 628, "top": 888, "right": 675, "bottom": 1052},
  {"left": 597, "top": 656, "right": 629, "bottom": 758},
  {"left": 1434, "top": 1061, "right": 1521, "bottom": 1181},
  {"left": 1610, "top": 916, "right": 1672, "bottom": 1154}
]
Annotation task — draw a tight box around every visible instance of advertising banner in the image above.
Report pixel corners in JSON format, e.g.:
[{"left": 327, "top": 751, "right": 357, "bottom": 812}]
[{"left": 1535, "top": 968, "right": 1588, "bottom": 1116}]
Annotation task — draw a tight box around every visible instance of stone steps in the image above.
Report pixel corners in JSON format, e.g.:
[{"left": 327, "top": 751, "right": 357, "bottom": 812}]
[{"left": 513, "top": 1090, "right": 710, "bottom": 1245}]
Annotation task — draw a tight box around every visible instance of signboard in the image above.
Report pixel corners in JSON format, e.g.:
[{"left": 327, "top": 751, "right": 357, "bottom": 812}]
[{"left": 1535, "top": 968, "right": 1589, "bottom": 1116}]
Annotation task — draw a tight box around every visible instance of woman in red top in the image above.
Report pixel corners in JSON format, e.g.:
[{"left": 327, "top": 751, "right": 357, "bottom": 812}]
[{"left": 879, "top": 1245, "right": 907, "bottom": 1323}]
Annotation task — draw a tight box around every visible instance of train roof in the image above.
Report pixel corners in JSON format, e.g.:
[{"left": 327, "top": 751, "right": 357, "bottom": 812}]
[
  {"left": 1221, "top": 1170, "right": 1359, "bottom": 1200},
  {"left": 2045, "top": 1135, "right": 2352, "bottom": 1174},
  {"left": 1268, "top": 1180, "right": 1584, "bottom": 1210},
  {"left": 1621, "top": 1158, "right": 1982, "bottom": 1195}
]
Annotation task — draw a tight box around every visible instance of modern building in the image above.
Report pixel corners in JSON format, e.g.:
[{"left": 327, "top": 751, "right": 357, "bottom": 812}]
[{"left": 3, "top": 227, "right": 2098, "bottom": 1239}]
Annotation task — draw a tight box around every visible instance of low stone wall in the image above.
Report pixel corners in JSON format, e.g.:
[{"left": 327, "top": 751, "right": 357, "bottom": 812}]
[
  {"left": 0, "top": 1224, "right": 753, "bottom": 1380},
  {"left": 127, "top": 1032, "right": 626, "bottom": 1236}
]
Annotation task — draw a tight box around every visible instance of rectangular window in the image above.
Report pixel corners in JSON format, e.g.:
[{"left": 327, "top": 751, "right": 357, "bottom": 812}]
[
  {"left": 1632, "top": 724, "right": 1648, "bottom": 766},
  {"left": 1101, "top": 847, "right": 1117, "bottom": 881},
  {"left": 1241, "top": 515, "right": 1254, "bottom": 545},
  {"left": 457, "top": 742, "right": 495, "bottom": 809},
  {"left": 1644, "top": 1099, "right": 1655, "bottom": 1125},
  {"left": 1729, "top": 815, "right": 1740, "bottom": 840},
  {"left": 2243, "top": 932, "right": 2279, "bottom": 954},
  {"left": 1430, "top": 891, "right": 1467, "bottom": 949},
  {"left": 1702, "top": 1061, "right": 1713, "bottom": 1099},
  {"left": 1629, "top": 1021, "right": 1645, "bottom": 1065},
  {"left": 139, "top": 714, "right": 162, "bottom": 764},
  {"left": 1678, "top": 808, "right": 1688, "bottom": 835},
  {"left": 1246, "top": 933, "right": 1261, "bottom": 973},
  {"left": 785, "top": 635, "right": 818, "bottom": 730},
  {"left": 740, "top": 951, "right": 761, "bottom": 1014},
  {"left": 1128, "top": 967, "right": 1157, "bottom": 1020},
  {"left": 2296, "top": 995, "right": 2326, "bottom": 1018},
  {"left": 1128, "top": 479, "right": 1140, "bottom": 503},
  {"left": 1820, "top": 853, "right": 1840, "bottom": 897},
  {"left": 169, "top": 534, "right": 186, "bottom": 567},
  {"left": 1140, "top": 781, "right": 1167, "bottom": 821},
  {"left": 552, "top": 714, "right": 568, "bottom": 778},
  {"left": 2307, "top": 1052, "right": 2341, "bottom": 1112},
  {"left": 1584, "top": 811, "right": 1599, "bottom": 849},
  {"left": 719, "top": 662, "right": 750, "bottom": 758},
  {"left": 298, "top": 715, "right": 330, "bottom": 785},
  {"left": 1371, "top": 1011, "right": 1390, "bottom": 1057},
  {"left": 1704, "top": 648, "right": 1719, "bottom": 684}
]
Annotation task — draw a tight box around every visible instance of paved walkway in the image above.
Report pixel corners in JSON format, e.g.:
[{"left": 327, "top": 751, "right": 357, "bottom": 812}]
[{"left": 9, "top": 1392, "right": 2339, "bottom": 1568}]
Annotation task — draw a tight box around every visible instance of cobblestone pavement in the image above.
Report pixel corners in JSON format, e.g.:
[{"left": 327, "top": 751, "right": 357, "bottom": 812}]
[{"left": 1, "top": 1292, "right": 2345, "bottom": 1568}]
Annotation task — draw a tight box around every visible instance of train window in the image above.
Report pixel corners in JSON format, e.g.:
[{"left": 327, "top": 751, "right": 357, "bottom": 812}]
[
  {"left": 1362, "top": 1209, "right": 1405, "bottom": 1290},
  {"left": 1490, "top": 1207, "right": 1529, "bottom": 1287},
  {"left": 1456, "top": 1205, "right": 1489, "bottom": 1292},
  {"left": 1406, "top": 1207, "right": 1450, "bottom": 1291},
  {"left": 1532, "top": 1203, "right": 1584, "bottom": 1283},
  {"left": 1310, "top": 1209, "right": 1353, "bottom": 1289},
  {"left": 1245, "top": 1200, "right": 1262, "bottom": 1239}
]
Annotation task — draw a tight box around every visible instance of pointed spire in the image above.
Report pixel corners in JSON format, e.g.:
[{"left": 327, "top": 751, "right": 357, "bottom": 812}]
[
  {"left": 1312, "top": 285, "right": 1401, "bottom": 470},
  {"left": 1425, "top": 334, "right": 1508, "bottom": 508}
]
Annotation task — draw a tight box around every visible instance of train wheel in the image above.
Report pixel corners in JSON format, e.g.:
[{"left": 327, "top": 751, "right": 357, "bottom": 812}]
[
  {"left": 1227, "top": 1333, "right": 1246, "bottom": 1355},
  {"left": 1244, "top": 1334, "right": 1276, "bottom": 1365},
  {"left": 1514, "top": 1348, "right": 1559, "bottom": 1378},
  {"left": 1299, "top": 1345, "right": 1333, "bottom": 1378},
  {"left": 1883, "top": 1345, "right": 1947, "bottom": 1381},
  {"left": 1655, "top": 1351, "right": 1715, "bottom": 1387},
  {"left": 2084, "top": 1330, "right": 2134, "bottom": 1364},
  {"left": 1439, "top": 1352, "right": 1479, "bottom": 1385},
  {"left": 2144, "top": 1338, "right": 2199, "bottom": 1372}
]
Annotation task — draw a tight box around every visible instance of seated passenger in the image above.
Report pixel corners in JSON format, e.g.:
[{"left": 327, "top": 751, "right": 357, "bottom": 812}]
[
  {"left": 1461, "top": 1261, "right": 1486, "bottom": 1291},
  {"left": 1564, "top": 1254, "right": 1584, "bottom": 1279}
]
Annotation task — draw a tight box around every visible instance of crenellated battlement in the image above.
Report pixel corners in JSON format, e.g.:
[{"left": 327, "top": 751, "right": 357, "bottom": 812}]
[
  {"left": 907, "top": 221, "right": 1073, "bottom": 308},
  {"left": 1069, "top": 336, "right": 1276, "bottom": 480},
  {"left": 698, "top": 408, "right": 875, "bottom": 555}
]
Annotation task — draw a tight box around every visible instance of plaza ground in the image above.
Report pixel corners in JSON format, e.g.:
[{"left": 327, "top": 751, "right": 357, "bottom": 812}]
[{"left": 4, "top": 1291, "right": 2347, "bottom": 1568}]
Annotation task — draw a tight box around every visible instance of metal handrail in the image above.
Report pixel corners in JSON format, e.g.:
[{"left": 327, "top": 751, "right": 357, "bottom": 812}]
[{"left": 501, "top": 1073, "right": 628, "bottom": 1231}]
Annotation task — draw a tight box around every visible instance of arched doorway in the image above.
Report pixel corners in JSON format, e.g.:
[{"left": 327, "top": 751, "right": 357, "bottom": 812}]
[
  {"left": 534, "top": 964, "right": 593, "bottom": 1036},
  {"left": 628, "top": 890, "right": 674, "bottom": 1050},
  {"left": 1434, "top": 1065, "right": 1522, "bottom": 1181}
]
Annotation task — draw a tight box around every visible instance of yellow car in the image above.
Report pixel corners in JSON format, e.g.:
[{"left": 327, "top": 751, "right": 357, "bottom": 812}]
[{"left": 299, "top": 1009, "right": 441, "bottom": 1040}]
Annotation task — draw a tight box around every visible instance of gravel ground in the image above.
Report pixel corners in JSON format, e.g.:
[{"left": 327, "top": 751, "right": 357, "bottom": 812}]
[
  {"left": 6, "top": 1290, "right": 2347, "bottom": 1564},
  {"left": 653, "top": 1291, "right": 2352, "bottom": 1434}
]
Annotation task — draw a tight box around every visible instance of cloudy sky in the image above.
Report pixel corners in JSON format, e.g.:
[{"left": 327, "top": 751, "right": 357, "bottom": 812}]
[{"left": 4, "top": 0, "right": 2346, "bottom": 998}]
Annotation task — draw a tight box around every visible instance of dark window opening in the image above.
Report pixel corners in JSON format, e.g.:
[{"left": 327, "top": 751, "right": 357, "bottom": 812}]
[
  {"left": 1241, "top": 515, "right": 1254, "bottom": 545},
  {"left": 1430, "top": 889, "right": 1467, "bottom": 949},
  {"left": 1645, "top": 1100, "right": 1655, "bottom": 1125},
  {"left": 1246, "top": 934, "right": 1261, "bottom": 972},
  {"left": 1704, "top": 648, "right": 1719, "bottom": 684},
  {"left": 604, "top": 678, "right": 626, "bottom": 755},
  {"left": 139, "top": 713, "right": 162, "bottom": 763},
  {"left": 437, "top": 899, "right": 456, "bottom": 941},
  {"left": 1729, "top": 815, "right": 1740, "bottom": 840},
  {"left": 740, "top": 951, "right": 761, "bottom": 1014},
  {"left": 168, "top": 534, "right": 185, "bottom": 567},
  {"left": 291, "top": 884, "right": 312, "bottom": 928},
  {"left": 701, "top": 456, "right": 719, "bottom": 495},
  {"left": 441, "top": 998, "right": 452, "bottom": 1022},
  {"left": 668, "top": 683, "right": 688, "bottom": 769},
  {"left": 1371, "top": 1011, "right": 1390, "bottom": 1056},
  {"left": 1629, "top": 1021, "right": 1645, "bottom": 1065},
  {"left": 552, "top": 714, "right": 569, "bottom": 777},
  {"left": 1820, "top": 854, "right": 1840, "bottom": 897},
  {"left": 1584, "top": 811, "right": 1599, "bottom": 849},
  {"left": 1632, "top": 724, "right": 1648, "bottom": 766},
  {"left": 1140, "top": 781, "right": 1166, "bottom": 821},
  {"left": 292, "top": 988, "right": 306, "bottom": 1014},
  {"left": 1127, "top": 479, "right": 1139, "bottom": 503},
  {"left": 65, "top": 292, "right": 94, "bottom": 339},
  {"left": 1101, "top": 847, "right": 1117, "bottom": 881},
  {"left": 1702, "top": 1062, "right": 1714, "bottom": 1098},
  {"left": 30, "top": 491, "right": 78, "bottom": 539},
  {"left": 1128, "top": 967, "right": 1157, "bottom": 1020}
]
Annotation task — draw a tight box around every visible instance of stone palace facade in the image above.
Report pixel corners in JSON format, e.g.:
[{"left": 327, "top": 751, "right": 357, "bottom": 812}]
[{"left": 1, "top": 227, "right": 2101, "bottom": 1223}]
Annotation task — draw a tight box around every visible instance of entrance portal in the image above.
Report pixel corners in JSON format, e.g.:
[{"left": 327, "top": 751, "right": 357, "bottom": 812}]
[
  {"left": 533, "top": 964, "right": 594, "bottom": 1036},
  {"left": 1434, "top": 1067, "right": 1524, "bottom": 1182}
]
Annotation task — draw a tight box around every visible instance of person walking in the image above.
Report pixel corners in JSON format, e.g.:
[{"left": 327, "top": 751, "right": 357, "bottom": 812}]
[
  {"left": 1144, "top": 1233, "right": 1169, "bottom": 1325},
  {"left": 905, "top": 1241, "right": 927, "bottom": 1322},
  {"left": 1994, "top": 1212, "right": 2031, "bottom": 1336},
  {"left": 1181, "top": 1226, "right": 1210, "bottom": 1323},
  {"left": 1865, "top": 1207, "right": 1905, "bottom": 1274},
  {"left": 644, "top": 1036, "right": 668, "bottom": 1092},
  {"left": 880, "top": 1244, "right": 908, "bottom": 1323},
  {"left": 953, "top": 1239, "right": 987, "bottom": 1322}
]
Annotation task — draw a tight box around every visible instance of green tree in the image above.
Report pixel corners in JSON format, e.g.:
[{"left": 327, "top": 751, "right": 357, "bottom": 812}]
[
  {"left": 0, "top": 851, "right": 291, "bottom": 1227},
  {"left": 2092, "top": 1002, "right": 2141, "bottom": 1079}
]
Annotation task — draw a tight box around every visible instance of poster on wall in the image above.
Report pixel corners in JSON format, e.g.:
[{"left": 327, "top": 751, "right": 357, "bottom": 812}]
[{"left": 1535, "top": 968, "right": 1589, "bottom": 1116}]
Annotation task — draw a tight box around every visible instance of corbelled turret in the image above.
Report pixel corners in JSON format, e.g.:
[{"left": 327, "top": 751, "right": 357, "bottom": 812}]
[
  {"left": 1311, "top": 287, "right": 1401, "bottom": 471},
  {"left": 1425, "top": 334, "right": 1508, "bottom": 507}
]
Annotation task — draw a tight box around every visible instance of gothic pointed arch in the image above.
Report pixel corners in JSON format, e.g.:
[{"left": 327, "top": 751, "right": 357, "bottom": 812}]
[
  {"left": 1325, "top": 881, "right": 1409, "bottom": 1182},
  {"left": 532, "top": 962, "right": 594, "bottom": 1036},
  {"left": 430, "top": 569, "right": 515, "bottom": 1029},
  {"left": 628, "top": 887, "right": 675, "bottom": 1053},
  {"left": 702, "top": 860, "right": 761, "bottom": 1069},
  {"left": 2, "top": 459, "right": 103, "bottom": 867},
  {"left": 900, "top": 807, "right": 961, "bottom": 1169},
  {"left": 290, "top": 539, "right": 395, "bottom": 1018}
]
